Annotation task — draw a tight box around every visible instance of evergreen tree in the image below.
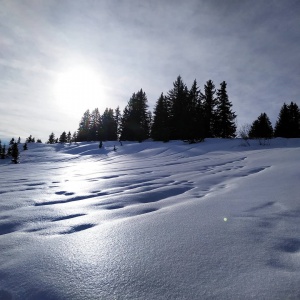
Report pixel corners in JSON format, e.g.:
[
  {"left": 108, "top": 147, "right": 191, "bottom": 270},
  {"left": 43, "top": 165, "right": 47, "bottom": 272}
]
[
  {"left": 166, "top": 76, "right": 189, "bottom": 140},
  {"left": 17, "top": 137, "right": 21, "bottom": 144},
  {"left": 47, "top": 132, "right": 55, "bottom": 144},
  {"left": 214, "top": 81, "right": 236, "bottom": 138},
  {"left": 9, "top": 138, "right": 15, "bottom": 145},
  {"left": 77, "top": 110, "right": 91, "bottom": 141},
  {"left": 90, "top": 108, "right": 102, "bottom": 141},
  {"left": 67, "top": 131, "right": 72, "bottom": 144},
  {"left": 59, "top": 131, "right": 67, "bottom": 143},
  {"left": 288, "top": 102, "right": 300, "bottom": 137},
  {"left": 36, "top": 139, "right": 42, "bottom": 143},
  {"left": 274, "top": 102, "right": 300, "bottom": 138},
  {"left": 151, "top": 93, "right": 170, "bottom": 141},
  {"left": 249, "top": 113, "right": 273, "bottom": 139},
  {"left": 1, "top": 145, "right": 6, "bottom": 159},
  {"left": 187, "top": 79, "right": 204, "bottom": 142},
  {"left": 201, "top": 80, "right": 217, "bottom": 137},
  {"left": 11, "top": 142, "right": 19, "bottom": 163},
  {"left": 102, "top": 108, "right": 117, "bottom": 140},
  {"left": 23, "top": 143, "right": 28, "bottom": 150},
  {"left": 72, "top": 132, "right": 77, "bottom": 143},
  {"left": 120, "top": 89, "right": 150, "bottom": 141},
  {"left": 114, "top": 106, "right": 121, "bottom": 140},
  {"left": 26, "top": 135, "right": 33, "bottom": 143}
]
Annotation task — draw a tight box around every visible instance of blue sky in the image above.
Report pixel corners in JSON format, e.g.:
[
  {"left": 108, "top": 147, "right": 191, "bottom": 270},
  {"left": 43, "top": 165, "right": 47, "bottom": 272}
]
[{"left": 1, "top": 0, "right": 300, "bottom": 143}]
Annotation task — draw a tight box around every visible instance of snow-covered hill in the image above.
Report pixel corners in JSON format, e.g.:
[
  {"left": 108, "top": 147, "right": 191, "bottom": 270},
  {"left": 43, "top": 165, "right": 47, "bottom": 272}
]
[{"left": 0, "top": 139, "right": 300, "bottom": 299}]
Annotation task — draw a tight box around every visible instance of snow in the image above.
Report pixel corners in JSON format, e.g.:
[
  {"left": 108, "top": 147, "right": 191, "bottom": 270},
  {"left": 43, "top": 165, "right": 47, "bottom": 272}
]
[{"left": 0, "top": 138, "right": 300, "bottom": 299}]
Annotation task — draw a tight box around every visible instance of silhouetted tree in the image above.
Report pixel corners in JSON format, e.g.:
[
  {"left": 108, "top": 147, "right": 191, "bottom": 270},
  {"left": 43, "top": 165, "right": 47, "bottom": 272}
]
[
  {"left": 201, "top": 80, "right": 217, "bottom": 137},
  {"left": 249, "top": 113, "right": 273, "bottom": 140},
  {"left": 59, "top": 131, "right": 67, "bottom": 143},
  {"left": 23, "top": 143, "right": 28, "bottom": 150},
  {"left": 214, "top": 81, "right": 236, "bottom": 138},
  {"left": 102, "top": 108, "right": 117, "bottom": 140},
  {"left": 11, "top": 142, "right": 19, "bottom": 163},
  {"left": 166, "top": 76, "right": 189, "bottom": 140},
  {"left": 274, "top": 102, "right": 300, "bottom": 138},
  {"left": 67, "top": 131, "right": 72, "bottom": 144},
  {"left": 120, "top": 89, "right": 150, "bottom": 141},
  {"left": 47, "top": 132, "right": 55, "bottom": 144},
  {"left": 151, "top": 93, "right": 170, "bottom": 141},
  {"left": 77, "top": 110, "right": 91, "bottom": 141}
]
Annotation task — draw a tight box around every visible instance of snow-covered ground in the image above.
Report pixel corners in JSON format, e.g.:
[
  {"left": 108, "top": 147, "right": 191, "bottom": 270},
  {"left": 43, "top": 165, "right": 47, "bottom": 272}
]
[{"left": 0, "top": 138, "right": 299, "bottom": 299}]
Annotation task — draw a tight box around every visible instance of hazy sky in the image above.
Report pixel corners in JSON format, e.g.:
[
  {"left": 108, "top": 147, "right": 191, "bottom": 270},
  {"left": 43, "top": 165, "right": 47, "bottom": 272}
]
[{"left": 1, "top": 0, "right": 300, "bottom": 142}]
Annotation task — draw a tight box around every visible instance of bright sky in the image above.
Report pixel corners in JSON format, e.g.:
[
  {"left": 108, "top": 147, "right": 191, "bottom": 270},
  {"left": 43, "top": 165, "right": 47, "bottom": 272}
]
[{"left": 1, "top": 0, "right": 300, "bottom": 143}]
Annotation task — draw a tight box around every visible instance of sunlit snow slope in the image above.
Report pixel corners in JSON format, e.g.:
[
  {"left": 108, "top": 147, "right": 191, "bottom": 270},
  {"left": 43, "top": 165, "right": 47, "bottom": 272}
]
[{"left": 0, "top": 139, "right": 299, "bottom": 299}]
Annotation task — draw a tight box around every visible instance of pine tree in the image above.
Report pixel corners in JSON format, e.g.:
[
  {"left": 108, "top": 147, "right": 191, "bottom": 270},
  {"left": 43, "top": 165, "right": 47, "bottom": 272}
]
[
  {"left": 187, "top": 79, "right": 204, "bottom": 142},
  {"left": 249, "top": 113, "right": 273, "bottom": 140},
  {"left": 1, "top": 145, "right": 6, "bottom": 159},
  {"left": 17, "top": 137, "right": 21, "bottom": 144},
  {"left": 90, "top": 108, "right": 102, "bottom": 141},
  {"left": 47, "top": 132, "right": 55, "bottom": 144},
  {"left": 214, "top": 81, "right": 236, "bottom": 138},
  {"left": 59, "top": 131, "right": 67, "bottom": 143},
  {"left": 166, "top": 76, "right": 189, "bottom": 140},
  {"left": 77, "top": 110, "right": 91, "bottom": 141},
  {"left": 288, "top": 102, "right": 300, "bottom": 137},
  {"left": 274, "top": 102, "right": 300, "bottom": 138},
  {"left": 151, "top": 93, "right": 170, "bottom": 141},
  {"left": 120, "top": 89, "right": 150, "bottom": 141},
  {"left": 11, "top": 142, "right": 19, "bottom": 163},
  {"left": 67, "top": 131, "right": 72, "bottom": 144},
  {"left": 23, "top": 143, "right": 28, "bottom": 150},
  {"left": 201, "top": 80, "right": 217, "bottom": 137},
  {"left": 9, "top": 138, "right": 15, "bottom": 145},
  {"left": 102, "top": 108, "right": 117, "bottom": 140},
  {"left": 114, "top": 106, "right": 121, "bottom": 140}
]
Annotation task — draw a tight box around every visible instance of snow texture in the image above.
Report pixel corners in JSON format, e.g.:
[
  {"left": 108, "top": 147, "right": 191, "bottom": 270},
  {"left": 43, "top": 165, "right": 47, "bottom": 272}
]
[{"left": 0, "top": 138, "right": 300, "bottom": 299}]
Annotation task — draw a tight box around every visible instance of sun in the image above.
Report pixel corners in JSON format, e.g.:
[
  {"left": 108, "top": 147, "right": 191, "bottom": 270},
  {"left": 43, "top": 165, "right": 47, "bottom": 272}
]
[{"left": 53, "top": 65, "right": 104, "bottom": 115}]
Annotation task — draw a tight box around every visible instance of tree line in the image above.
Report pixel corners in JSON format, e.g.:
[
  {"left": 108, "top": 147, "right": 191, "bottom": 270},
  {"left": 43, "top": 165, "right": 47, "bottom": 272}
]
[
  {"left": 1, "top": 75, "right": 299, "bottom": 163},
  {"left": 53, "top": 76, "right": 238, "bottom": 144}
]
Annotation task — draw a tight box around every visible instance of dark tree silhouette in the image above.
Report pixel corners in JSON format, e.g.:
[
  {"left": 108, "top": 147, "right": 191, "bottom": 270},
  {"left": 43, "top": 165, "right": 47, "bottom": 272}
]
[
  {"left": 151, "top": 93, "right": 170, "bottom": 142},
  {"left": 166, "top": 76, "right": 189, "bottom": 140},
  {"left": 201, "top": 80, "right": 217, "bottom": 137},
  {"left": 59, "top": 131, "right": 67, "bottom": 143},
  {"left": 11, "top": 142, "right": 19, "bottom": 163},
  {"left": 120, "top": 89, "right": 150, "bottom": 142},
  {"left": 214, "top": 81, "right": 236, "bottom": 138},
  {"left": 47, "top": 132, "right": 55, "bottom": 144},
  {"left": 274, "top": 102, "right": 300, "bottom": 138},
  {"left": 249, "top": 113, "right": 273, "bottom": 140}
]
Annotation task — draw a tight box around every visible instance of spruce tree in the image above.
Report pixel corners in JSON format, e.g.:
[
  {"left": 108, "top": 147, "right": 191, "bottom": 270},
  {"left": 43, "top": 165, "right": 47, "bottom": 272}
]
[
  {"left": 187, "top": 79, "right": 204, "bottom": 142},
  {"left": 166, "top": 76, "right": 189, "bottom": 140},
  {"left": 274, "top": 102, "right": 300, "bottom": 138},
  {"left": 249, "top": 113, "right": 273, "bottom": 139},
  {"left": 201, "top": 80, "right": 217, "bottom": 138},
  {"left": 120, "top": 89, "right": 150, "bottom": 141},
  {"left": 59, "top": 131, "right": 67, "bottom": 143},
  {"left": 67, "top": 131, "right": 72, "bottom": 144},
  {"left": 102, "top": 108, "right": 117, "bottom": 140},
  {"left": 90, "top": 108, "right": 101, "bottom": 141},
  {"left": 11, "top": 142, "right": 19, "bottom": 163},
  {"left": 47, "top": 132, "right": 55, "bottom": 144},
  {"left": 214, "top": 81, "right": 236, "bottom": 138},
  {"left": 288, "top": 102, "right": 300, "bottom": 138},
  {"left": 23, "top": 143, "right": 28, "bottom": 150},
  {"left": 77, "top": 110, "right": 91, "bottom": 141},
  {"left": 151, "top": 93, "right": 170, "bottom": 141}
]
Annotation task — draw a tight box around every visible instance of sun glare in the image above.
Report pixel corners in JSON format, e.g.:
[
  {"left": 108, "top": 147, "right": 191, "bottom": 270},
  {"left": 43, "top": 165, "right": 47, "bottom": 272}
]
[{"left": 53, "top": 65, "right": 105, "bottom": 115}]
